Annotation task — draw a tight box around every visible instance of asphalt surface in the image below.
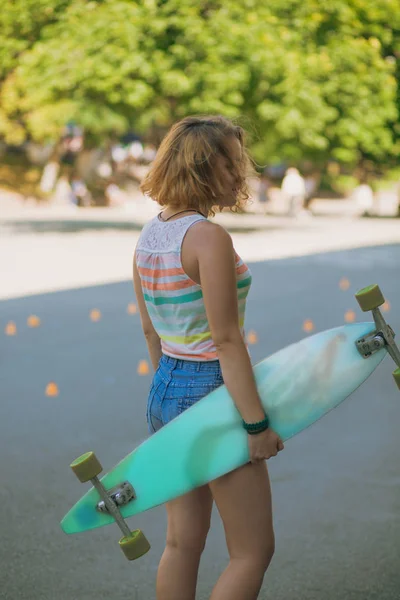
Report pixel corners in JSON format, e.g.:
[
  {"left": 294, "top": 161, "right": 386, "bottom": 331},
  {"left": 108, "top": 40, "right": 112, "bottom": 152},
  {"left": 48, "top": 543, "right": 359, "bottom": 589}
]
[{"left": 1, "top": 236, "right": 400, "bottom": 599}]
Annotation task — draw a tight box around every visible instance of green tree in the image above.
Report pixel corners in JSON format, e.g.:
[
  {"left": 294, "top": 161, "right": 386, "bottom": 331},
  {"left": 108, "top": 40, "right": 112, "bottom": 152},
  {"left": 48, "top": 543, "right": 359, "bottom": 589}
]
[
  {"left": 262, "top": 0, "right": 400, "bottom": 168},
  {"left": 0, "top": 0, "right": 72, "bottom": 143},
  {"left": 0, "top": 0, "right": 398, "bottom": 171}
]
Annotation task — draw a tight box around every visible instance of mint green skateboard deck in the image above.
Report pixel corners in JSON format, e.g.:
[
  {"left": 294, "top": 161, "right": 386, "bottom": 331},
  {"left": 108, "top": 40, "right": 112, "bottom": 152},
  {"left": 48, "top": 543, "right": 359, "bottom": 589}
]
[{"left": 61, "top": 285, "right": 400, "bottom": 560}]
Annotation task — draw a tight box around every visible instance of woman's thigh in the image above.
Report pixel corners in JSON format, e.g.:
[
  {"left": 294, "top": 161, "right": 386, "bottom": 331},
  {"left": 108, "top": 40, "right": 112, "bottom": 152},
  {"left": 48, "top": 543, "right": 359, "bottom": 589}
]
[
  {"left": 208, "top": 461, "right": 274, "bottom": 561},
  {"left": 164, "top": 484, "right": 214, "bottom": 552}
]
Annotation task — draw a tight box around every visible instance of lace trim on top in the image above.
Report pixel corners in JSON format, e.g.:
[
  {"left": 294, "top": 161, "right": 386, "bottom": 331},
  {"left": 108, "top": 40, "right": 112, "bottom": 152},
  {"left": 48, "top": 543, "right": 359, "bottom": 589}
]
[{"left": 137, "top": 214, "right": 207, "bottom": 253}]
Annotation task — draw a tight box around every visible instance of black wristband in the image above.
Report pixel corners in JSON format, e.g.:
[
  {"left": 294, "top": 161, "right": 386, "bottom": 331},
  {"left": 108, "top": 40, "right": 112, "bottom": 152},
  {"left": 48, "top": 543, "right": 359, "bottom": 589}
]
[
  {"left": 242, "top": 415, "right": 269, "bottom": 434},
  {"left": 246, "top": 423, "right": 270, "bottom": 435}
]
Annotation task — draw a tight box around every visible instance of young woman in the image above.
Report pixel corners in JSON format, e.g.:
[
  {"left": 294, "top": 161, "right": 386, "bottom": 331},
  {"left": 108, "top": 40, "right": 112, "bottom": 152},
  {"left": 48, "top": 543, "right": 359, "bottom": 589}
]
[{"left": 133, "top": 115, "right": 284, "bottom": 600}]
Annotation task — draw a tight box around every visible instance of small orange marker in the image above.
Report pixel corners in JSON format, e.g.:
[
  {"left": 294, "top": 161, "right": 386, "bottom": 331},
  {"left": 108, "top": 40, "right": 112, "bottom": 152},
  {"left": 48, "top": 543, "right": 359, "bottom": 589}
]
[
  {"left": 27, "top": 315, "right": 41, "bottom": 328},
  {"left": 46, "top": 382, "right": 59, "bottom": 397},
  {"left": 303, "top": 320, "right": 314, "bottom": 333},
  {"left": 137, "top": 360, "right": 150, "bottom": 375},
  {"left": 345, "top": 310, "right": 356, "bottom": 323},
  {"left": 246, "top": 330, "right": 258, "bottom": 344},
  {"left": 339, "top": 278, "right": 350, "bottom": 291},
  {"left": 90, "top": 309, "right": 102, "bottom": 322},
  {"left": 5, "top": 321, "right": 17, "bottom": 336},
  {"left": 127, "top": 303, "right": 137, "bottom": 314},
  {"left": 382, "top": 301, "right": 390, "bottom": 312}
]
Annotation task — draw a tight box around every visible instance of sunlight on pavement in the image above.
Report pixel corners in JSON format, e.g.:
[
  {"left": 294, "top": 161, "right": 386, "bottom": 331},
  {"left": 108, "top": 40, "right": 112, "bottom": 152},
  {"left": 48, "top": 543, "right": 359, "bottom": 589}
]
[{"left": 1, "top": 215, "right": 400, "bottom": 301}]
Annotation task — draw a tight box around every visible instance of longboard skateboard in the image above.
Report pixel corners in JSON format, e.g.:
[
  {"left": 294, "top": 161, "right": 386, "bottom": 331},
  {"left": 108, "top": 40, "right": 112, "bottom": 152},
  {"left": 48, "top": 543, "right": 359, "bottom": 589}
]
[{"left": 61, "top": 284, "right": 400, "bottom": 560}]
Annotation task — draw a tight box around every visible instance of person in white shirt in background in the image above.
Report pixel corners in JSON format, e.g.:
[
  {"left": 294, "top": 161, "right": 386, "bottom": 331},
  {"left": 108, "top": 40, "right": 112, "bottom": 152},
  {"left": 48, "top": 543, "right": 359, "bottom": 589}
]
[
  {"left": 281, "top": 167, "right": 307, "bottom": 217},
  {"left": 352, "top": 181, "right": 374, "bottom": 217}
]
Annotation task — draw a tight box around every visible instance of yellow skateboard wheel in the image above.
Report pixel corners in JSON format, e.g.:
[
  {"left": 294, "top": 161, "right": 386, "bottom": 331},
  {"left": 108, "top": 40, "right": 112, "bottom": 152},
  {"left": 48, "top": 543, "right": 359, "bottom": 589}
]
[
  {"left": 70, "top": 451, "right": 102, "bottom": 483},
  {"left": 119, "top": 529, "right": 151, "bottom": 560},
  {"left": 393, "top": 368, "right": 400, "bottom": 390},
  {"left": 355, "top": 284, "right": 385, "bottom": 312}
]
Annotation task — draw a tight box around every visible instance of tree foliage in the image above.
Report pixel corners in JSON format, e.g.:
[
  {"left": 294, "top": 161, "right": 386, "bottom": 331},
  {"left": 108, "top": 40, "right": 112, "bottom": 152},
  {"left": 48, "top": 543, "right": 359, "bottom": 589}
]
[{"left": 0, "top": 0, "right": 399, "bottom": 168}]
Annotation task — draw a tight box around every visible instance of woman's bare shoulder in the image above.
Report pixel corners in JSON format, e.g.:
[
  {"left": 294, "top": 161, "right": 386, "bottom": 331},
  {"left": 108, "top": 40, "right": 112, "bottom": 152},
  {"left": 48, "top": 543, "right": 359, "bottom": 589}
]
[{"left": 186, "top": 219, "right": 233, "bottom": 252}]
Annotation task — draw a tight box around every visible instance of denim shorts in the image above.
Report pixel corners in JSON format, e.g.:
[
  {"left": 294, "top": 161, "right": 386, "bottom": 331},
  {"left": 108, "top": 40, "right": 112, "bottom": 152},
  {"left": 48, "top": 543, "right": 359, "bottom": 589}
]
[{"left": 146, "top": 353, "right": 224, "bottom": 435}]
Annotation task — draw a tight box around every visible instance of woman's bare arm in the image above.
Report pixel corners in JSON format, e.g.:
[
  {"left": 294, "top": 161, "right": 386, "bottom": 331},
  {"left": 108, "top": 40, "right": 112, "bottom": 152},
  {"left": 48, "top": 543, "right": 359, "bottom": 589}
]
[{"left": 193, "top": 222, "right": 265, "bottom": 423}]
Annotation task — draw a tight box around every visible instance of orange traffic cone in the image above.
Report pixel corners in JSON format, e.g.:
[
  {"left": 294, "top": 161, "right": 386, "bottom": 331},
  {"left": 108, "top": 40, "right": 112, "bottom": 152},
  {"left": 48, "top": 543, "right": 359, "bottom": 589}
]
[
  {"left": 344, "top": 310, "right": 356, "bottom": 323},
  {"left": 46, "top": 382, "right": 59, "bottom": 397},
  {"left": 27, "top": 315, "right": 41, "bottom": 328},
  {"left": 246, "top": 330, "right": 258, "bottom": 345},
  {"left": 339, "top": 278, "right": 350, "bottom": 291},
  {"left": 5, "top": 322, "right": 17, "bottom": 336},
  {"left": 90, "top": 309, "right": 102, "bottom": 322},
  {"left": 303, "top": 319, "right": 315, "bottom": 333},
  {"left": 137, "top": 360, "right": 150, "bottom": 375}
]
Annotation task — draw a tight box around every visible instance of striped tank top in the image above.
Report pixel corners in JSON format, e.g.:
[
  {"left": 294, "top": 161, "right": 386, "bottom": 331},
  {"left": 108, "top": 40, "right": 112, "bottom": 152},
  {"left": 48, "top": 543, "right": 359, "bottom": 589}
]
[{"left": 135, "top": 213, "right": 252, "bottom": 361}]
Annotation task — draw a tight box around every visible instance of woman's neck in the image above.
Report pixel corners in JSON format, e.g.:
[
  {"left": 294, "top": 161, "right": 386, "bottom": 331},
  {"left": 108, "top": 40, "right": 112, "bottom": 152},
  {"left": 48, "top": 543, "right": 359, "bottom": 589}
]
[{"left": 159, "top": 208, "right": 206, "bottom": 222}]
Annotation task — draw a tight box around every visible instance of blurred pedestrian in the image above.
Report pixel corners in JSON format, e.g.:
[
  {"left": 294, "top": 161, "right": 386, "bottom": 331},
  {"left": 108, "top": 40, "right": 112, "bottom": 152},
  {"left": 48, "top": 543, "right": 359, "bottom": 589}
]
[
  {"left": 281, "top": 167, "right": 306, "bottom": 217},
  {"left": 304, "top": 172, "right": 319, "bottom": 209},
  {"left": 352, "top": 180, "right": 374, "bottom": 217},
  {"left": 71, "top": 178, "right": 91, "bottom": 207},
  {"left": 258, "top": 171, "right": 271, "bottom": 214}
]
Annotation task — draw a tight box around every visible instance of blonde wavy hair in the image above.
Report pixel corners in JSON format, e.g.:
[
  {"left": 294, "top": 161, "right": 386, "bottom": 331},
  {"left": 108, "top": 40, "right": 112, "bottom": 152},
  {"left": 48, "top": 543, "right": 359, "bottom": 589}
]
[{"left": 140, "top": 115, "right": 256, "bottom": 217}]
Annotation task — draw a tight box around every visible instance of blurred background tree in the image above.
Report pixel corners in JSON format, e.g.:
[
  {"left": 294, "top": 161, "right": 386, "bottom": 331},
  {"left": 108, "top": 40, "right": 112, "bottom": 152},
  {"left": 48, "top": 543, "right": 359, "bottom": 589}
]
[{"left": 0, "top": 0, "right": 399, "bottom": 199}]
